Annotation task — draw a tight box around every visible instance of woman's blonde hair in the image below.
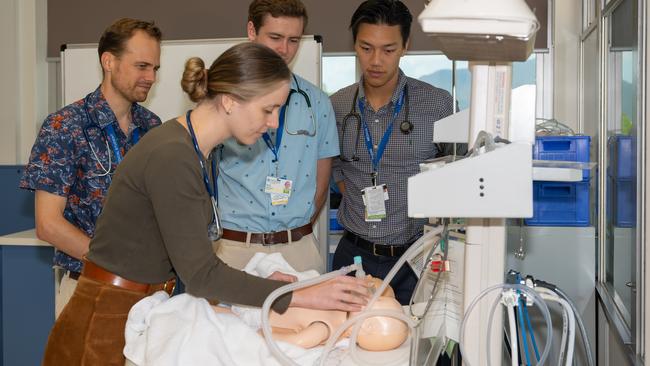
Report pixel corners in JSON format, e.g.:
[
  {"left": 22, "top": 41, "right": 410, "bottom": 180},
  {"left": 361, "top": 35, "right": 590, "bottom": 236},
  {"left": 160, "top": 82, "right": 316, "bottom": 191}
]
[{"left": 181, "top": 42, "right": 291, "bottom": 104}]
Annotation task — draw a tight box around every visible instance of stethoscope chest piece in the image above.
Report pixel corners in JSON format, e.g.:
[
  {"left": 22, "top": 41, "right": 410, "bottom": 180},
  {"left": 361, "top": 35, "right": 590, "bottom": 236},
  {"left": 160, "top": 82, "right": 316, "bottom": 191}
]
[{"left": 400, "top": 119, "right": 413, "bottom": 135}]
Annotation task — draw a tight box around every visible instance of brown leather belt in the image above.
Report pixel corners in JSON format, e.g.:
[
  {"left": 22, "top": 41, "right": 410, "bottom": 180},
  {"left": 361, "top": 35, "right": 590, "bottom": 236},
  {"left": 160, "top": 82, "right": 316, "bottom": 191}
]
[
  {"left": 81, "top": 260, "right": 176, "bottom": 295},
  {"left": 222, "top": 223, "right": 313, "bottom": 245}
]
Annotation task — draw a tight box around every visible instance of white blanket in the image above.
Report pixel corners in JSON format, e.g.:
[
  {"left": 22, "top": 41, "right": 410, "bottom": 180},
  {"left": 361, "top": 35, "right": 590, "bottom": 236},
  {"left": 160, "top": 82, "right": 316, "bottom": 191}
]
[{"left": 123, "top": 253, "right": 346, "bottom": 366}]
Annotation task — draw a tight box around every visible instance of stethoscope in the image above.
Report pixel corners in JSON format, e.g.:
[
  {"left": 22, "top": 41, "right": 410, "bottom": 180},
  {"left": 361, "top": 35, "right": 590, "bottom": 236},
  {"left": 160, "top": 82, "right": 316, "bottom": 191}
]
[
  {"left": 280, "top": 74, "right": 317, "bottom": 137},
  {"left": 339, "top": 84, "right": 411, "bottom": 162},
  {"left": 81, "top": 94, "right": 142, "bottom": 178},
  {"left": 186, "top": 110, "right": 223, "bottom": 241},
  {"left": 263, "top": 74, "right": 317, "bottom": 172}
]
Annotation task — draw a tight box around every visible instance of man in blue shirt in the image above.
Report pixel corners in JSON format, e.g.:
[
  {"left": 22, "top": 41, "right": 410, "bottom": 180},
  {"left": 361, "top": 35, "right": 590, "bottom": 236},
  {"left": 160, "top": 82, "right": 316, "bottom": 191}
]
[
  {"left": 214, "top": 0, "right": 339, "bottom": 273},
  {"left": 20, "top": 18, "right": 162, "bottom": 317}
]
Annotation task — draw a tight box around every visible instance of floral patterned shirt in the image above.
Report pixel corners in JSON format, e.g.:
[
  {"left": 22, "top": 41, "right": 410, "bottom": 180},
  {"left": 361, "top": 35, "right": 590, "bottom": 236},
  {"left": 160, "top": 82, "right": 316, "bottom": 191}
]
[{"left": 20, "top": 86, "right": 161, "bottom": 272}]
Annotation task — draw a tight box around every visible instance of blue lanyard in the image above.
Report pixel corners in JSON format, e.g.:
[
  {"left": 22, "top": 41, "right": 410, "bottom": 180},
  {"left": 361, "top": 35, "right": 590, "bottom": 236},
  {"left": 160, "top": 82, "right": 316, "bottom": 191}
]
[
  {"left": 186, "top": 110, "right": 218, "bottom": 200},
  {"left": 262, "top": 108, "right": 286, "bottom": 163},
  {"left": 358, "top": 86, "right": 407, "bottom": 176},
  {"left": 104, "top": 124, "right": 140, "bottom": 164}
]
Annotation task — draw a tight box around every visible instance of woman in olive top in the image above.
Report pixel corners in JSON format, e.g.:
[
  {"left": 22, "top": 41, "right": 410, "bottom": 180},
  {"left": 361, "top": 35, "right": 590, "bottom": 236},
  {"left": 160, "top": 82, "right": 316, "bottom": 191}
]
[{"left": 43, "top": 43, "right": 369, "bottom": 366}]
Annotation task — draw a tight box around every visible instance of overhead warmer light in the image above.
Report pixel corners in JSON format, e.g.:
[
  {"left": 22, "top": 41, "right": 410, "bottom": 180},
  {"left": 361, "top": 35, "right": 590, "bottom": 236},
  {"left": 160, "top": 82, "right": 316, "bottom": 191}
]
[{"left": 418, "top": 0, "right": 540, "bottom": 62}]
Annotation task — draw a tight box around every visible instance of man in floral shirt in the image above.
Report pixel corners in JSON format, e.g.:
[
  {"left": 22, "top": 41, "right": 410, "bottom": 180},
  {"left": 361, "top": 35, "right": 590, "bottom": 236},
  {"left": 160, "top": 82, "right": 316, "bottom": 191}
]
[{"left": 20, "top": 18, "right": 163, "bottom": 317}]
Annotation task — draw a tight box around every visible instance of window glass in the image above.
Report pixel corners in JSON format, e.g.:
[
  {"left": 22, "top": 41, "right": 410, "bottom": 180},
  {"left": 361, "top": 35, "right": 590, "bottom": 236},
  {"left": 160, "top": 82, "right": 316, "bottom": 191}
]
[
  {"left": 604, "top": 0, "right": 638, "bottom": 332},
  {"left": 321, "top": 56, "right": 356, "bottom": 95},
  {"left": 399, "top": 54, "right": 536, "bottom": 112},
  {"left": 399, "top": 54, "right": 455, "bottom": 103}
]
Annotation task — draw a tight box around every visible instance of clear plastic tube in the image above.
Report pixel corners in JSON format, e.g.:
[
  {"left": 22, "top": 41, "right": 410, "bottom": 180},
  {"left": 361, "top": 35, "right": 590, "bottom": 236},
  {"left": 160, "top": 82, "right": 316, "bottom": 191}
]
[
  {"left": 506, "top": 304, "right": 518, "bottom": 366},
  {"left": 554, "top": 287, "right": 594, "bottom": 366},
  {"left": 261, "top": 264, "right": 358, "bottom": 366},
  {"left": 557, "top": 298, "right": 575, "bottom": 366},
  {"left": 538, "top": 289, "right": 575, "bottom": 366},
  {"left": 262, "top": 228, "right": 441, "bottom": 366},
  {"left": 319, "top": 229, "right": 440, "bottom": 366},
  {"left": 367, "top": 229, "right": 442, "bottom": 310},
  {"left": 484, "top": 294, "right": 502, "bottom": 363},
  {"left": 459, "top": 284, "right": 553, "bottom": 366},
  {"left": 554, "top": 297, "right": 569, "bottom": 365}
]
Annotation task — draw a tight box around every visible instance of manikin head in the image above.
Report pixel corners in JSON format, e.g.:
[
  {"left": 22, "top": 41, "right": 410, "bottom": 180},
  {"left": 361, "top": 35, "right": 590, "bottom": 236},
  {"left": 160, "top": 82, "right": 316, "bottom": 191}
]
[{"left": 267, "top": 276, "right": 408, "bottom": 351}]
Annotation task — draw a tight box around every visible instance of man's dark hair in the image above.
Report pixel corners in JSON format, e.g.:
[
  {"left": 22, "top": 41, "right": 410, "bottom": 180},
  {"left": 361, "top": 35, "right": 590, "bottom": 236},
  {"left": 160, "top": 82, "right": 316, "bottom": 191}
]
[
  {"left": 98, "top": 18, "right": 162, "bottom": 61},
  {"left": 350, "top": 0, "right": 412, "bottom": 46},
  {"left": 248, "top": 0, "right": 308, "bottom": 33}
]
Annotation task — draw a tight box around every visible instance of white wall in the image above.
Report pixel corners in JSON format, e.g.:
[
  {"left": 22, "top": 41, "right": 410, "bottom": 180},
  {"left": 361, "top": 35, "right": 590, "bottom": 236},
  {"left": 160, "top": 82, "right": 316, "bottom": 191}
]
[
  {"left": 0, "top": 0, "right": 19, "bottom": 164},
  {"left": 553, "top": 0, "right": 582, "bottom": 131},
  {"left": 0, "top": 0, "right": 49, "bottom": 165}
]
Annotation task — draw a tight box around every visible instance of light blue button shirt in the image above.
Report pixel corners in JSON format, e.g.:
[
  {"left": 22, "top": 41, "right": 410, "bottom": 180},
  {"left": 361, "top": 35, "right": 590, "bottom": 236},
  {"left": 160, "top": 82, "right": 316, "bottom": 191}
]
[{"left": 217, "top": 74, "right": 339, "bottom": 232}]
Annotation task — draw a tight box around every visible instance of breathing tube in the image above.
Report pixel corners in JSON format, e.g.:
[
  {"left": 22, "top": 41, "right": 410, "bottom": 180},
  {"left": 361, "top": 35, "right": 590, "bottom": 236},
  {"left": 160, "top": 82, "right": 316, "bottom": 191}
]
[
  {"left": 459, "top": 283, "right": 553, "bottom": 366},
  {"left": 261, "top": 228, "right": 442, "bottom": 366},
  {"left": 535, "top": 280, "right": 594, "bottom": 366},
  {"left": 319, "top": 228, "right": 443, "bottom": 366},
  {"left": 261, "top": 264, "right": 358, "bottom": 366}
]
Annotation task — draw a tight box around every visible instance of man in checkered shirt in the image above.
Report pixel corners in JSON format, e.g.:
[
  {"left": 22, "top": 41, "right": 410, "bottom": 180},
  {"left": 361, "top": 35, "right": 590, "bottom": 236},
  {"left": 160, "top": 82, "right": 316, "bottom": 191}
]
[{"left": 330, "top": 0, "right": 465, "bottom": 305}]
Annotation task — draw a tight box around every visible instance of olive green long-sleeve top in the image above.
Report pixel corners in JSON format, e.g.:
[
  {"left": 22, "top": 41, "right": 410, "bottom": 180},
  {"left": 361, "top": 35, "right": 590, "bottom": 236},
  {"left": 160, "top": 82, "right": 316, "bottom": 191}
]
[{"left": 87, "top": 119, "right": 291, "bottom": 312}]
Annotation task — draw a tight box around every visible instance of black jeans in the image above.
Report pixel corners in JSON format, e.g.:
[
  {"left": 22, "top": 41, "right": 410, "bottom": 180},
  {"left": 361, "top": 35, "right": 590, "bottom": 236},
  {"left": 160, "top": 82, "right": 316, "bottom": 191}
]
[{"left": 332, "top": 232, "right": 418, "bottom": 305}]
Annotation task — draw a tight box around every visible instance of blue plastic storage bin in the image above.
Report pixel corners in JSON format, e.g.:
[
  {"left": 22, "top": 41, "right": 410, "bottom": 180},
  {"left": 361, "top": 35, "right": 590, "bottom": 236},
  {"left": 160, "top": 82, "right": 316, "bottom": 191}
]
[
  {"left": 607, "top": 176, "right": 636, "bottom": 228},
  {"left": 525, "top": 181, "right": 590, "bottom": 226},
  {"left": 607, "top": 135, "right": 636, "bottom": 180},
  {"left": 329, "top": 209, "right": 343, "bottom": 232},
  {"left": 533, "top": 136, "right": 591, "bottom": 181}
]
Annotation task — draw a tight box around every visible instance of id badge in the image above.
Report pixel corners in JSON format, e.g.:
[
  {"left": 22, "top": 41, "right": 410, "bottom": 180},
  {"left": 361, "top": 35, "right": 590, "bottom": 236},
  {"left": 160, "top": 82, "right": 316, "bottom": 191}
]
[
  {"left": 362, "top": 184, "right": 389, "bottom": 221},
  {"left": 264, "top": 176, "right": 293, "bottom": 206}
]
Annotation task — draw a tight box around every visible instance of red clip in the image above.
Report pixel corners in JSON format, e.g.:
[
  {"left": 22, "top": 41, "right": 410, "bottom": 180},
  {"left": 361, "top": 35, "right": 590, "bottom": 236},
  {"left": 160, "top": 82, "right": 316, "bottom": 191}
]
[{"left": 430, "top": 260, "right": 450, "bottom": 273}]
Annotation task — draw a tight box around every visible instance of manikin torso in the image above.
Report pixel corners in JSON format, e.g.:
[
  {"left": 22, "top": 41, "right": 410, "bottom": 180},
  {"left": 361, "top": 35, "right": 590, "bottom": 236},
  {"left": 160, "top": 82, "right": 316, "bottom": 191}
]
[{"left": 212, "top": 276, "right": 408, "bottom": 351}]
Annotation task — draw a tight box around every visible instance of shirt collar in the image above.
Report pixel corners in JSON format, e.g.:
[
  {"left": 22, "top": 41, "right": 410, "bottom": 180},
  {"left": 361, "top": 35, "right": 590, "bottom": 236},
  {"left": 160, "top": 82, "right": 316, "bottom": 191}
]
[
  {"left": 357, "top": 69, "right": 407, "bottom": 111},
  {"left": 85, "top": 86, "right": 146, "bottom": 130},
  {"left": 290, "top": 73, "right": 299, "bottom": 90}
]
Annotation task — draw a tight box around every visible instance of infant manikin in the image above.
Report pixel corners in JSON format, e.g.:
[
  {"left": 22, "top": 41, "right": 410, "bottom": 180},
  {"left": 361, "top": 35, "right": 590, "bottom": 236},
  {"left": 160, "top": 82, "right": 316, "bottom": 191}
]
[{"left": 214, "top": 276, "right": 408, "bottom": 351}]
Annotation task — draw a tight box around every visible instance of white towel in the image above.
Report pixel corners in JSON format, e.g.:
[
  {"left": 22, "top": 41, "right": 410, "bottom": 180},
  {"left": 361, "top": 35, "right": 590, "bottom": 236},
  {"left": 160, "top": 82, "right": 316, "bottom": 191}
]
[
  {"left": 124, "top": 291, "right": 341, "bottom": 366},
  {"left": 243, "top": 252, "right": 320, "bottom": 280},
  {"left": 232, "top": 252, "right": 320, "bottom": 329},
  {"left": 123, "top": 253, "right": 344, "bottom": 366}
]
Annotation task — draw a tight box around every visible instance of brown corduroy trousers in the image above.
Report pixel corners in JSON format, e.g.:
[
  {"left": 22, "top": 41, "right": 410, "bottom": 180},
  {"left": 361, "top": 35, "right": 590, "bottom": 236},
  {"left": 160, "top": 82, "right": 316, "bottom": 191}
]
[{"left": 42, "top": 276, "right": 150, "bottom": 366}]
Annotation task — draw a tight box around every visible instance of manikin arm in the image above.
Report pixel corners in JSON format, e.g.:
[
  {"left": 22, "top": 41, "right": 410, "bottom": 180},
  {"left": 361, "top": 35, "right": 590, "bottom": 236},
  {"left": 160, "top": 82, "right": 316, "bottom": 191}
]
[
  {"left": 212, "top": 277, "right": 407, "bottom": 351},
  {"left": 271, "top": 321, "right": 331, "bottom": 348}
]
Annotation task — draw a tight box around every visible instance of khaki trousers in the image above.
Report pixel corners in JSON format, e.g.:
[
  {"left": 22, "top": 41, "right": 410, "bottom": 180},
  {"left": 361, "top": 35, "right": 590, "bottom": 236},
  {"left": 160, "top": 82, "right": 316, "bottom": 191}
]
[
  {"left": 214, "top": 233, "right": 324, "bottom": 274},
  {"left": 55, "top": 272, "right": 78, "bottom": 319}
]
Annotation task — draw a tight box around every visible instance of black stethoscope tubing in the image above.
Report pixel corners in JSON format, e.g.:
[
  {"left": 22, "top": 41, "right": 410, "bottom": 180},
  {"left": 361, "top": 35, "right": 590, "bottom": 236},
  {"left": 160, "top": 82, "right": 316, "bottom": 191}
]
[{"left": 339, "top": 85, "right": 412, "bottom": 162}]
